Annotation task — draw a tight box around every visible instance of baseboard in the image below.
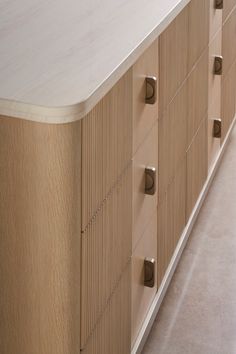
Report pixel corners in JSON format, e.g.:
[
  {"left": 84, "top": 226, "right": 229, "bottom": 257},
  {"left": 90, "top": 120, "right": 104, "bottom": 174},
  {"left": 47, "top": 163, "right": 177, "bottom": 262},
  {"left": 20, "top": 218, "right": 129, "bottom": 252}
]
[{"left": 131, "top": 116, "right": 236, "bottom": 354}]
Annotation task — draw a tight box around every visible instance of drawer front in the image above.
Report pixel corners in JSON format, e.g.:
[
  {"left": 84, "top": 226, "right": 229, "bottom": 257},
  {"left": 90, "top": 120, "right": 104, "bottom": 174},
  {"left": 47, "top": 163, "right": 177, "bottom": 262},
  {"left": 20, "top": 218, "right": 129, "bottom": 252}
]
[
  {"left": 159, "top": 6, "right": 188, "bottom": 113},
  {"left": 222, "top": 6, "right": 236, "bottom": 77},
  {"left": 82, "top": 70, "right": 132, "bottom": 229},
  {"left": 187, "top": 118, "right": 208, "bottom": 220},
  {"left": 188, "top": 0, "right": 209, "bottom": 70},
  {"left": 133, "top": 39, "right": 158, "bottom": 153},
  {"left": 208, "top": 93, "right": 221, "bottom": 169},
  {"left": 209, "top": 0, "right": 223, "bottom": 41},
  {"left": 132, "top": 212, "right": 157, "bottom": 346},
  {"left": 157, "top": 157, "right": 186, "bottom": 286},
  {"left": 132, "top": 121, "right": 158, "bottom": 249},
  {"left": 208, "top": 29, "right": 222, "bottom": 107},
  {"left": 187, "top": 48, "right": 209, "bottom": 147},
  {"left": 223, "top": 0, "right": 236, "bottom": 22},
  {"left": 159, "top": 81, "right": 187, "bottom": 200},
  {"left": 81, "top": 264, "right": 131, "bottom": 354},
  {"left": 81, "top": 165, "right": 132, "bottom": 348},
  {"left": 222, "top": 61, "right": 236, "bottom": 140}
]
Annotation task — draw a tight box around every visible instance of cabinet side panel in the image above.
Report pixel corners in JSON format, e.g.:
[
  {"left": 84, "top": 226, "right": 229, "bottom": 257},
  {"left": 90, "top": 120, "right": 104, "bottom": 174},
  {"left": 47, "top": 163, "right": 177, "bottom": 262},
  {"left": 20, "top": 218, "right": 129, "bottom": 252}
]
[{"left": 0, "top": 117, "right": 81, "bottom": 354}]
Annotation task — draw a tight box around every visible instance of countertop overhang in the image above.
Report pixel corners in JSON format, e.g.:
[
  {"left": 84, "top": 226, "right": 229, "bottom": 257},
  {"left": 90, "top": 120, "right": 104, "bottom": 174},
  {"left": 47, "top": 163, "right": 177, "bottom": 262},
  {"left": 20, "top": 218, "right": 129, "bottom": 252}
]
[{"left": 0, "top": 0, "right": 190, "bottom": 123}]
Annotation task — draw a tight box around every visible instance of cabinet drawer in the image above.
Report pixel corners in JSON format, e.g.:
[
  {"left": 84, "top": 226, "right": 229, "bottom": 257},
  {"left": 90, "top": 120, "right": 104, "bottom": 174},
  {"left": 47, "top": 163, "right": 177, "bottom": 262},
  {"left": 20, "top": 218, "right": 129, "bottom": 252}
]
[
  {"left": 208, "top": 93, "right": 221, "bottom": 170},
  {"left": 132, "top": 121, "right": 158, "bottom": 249},
  {"left": 209, "top": 0, "right": 223, "bottom": 41},
  {"left": 222, "top": 7, "right": 236, "bottom": 77},
  {"left": 208, "top": 29, "right": 222, "bottom": 107},
  {"left": 81, "top": 264, "right": 131, "bottom": 354},
  {"left": 187, "top": 118, "right": 208, "bottom": 220},
  {"left": 131, "top": 212, "right": 157, "bottom": 347},
  {"left": 188, "top": 0, "right": 209, "bottom": 70},
  {"left": 81, "top": 165, "right": 132, "bottom": 348},
  {"left": 187, "top": 48, "right": 208, "bottom": 147},
  {"left": 132, "top": 39, "right": 158, "bottom": 153},
  {"left": 222, "top": 61, "right": 236, "bottom": 140}
]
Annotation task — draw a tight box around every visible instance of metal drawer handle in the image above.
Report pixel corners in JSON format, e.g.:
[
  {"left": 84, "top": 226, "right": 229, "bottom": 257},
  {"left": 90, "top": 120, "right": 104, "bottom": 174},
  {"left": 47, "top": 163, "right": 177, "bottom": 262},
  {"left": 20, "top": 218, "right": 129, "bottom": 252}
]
[
  {"left": 145, "top": 76, "right": 157, "bottom": 105},
  {"left": 145, "top": 167, "right": 156, "bottom": 195},
  {"left": 214, "top": 56, "right": 223, "bottom": 75},
  {"left": 213, "top": 119, "right": 222, "bottom": 138},
  {"left": 144, "top": 258, "right": 155, "bottom": 288},
  {"left": 215, "top": 0, "right": 223, "bottom": 9}
]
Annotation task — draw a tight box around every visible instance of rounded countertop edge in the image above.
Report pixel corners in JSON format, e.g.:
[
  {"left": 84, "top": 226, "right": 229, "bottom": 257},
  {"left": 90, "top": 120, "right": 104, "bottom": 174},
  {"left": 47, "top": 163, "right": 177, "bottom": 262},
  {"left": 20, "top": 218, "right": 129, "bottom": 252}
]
[{"left": 0, "top": 0, "right": 190, "bottom": 124}]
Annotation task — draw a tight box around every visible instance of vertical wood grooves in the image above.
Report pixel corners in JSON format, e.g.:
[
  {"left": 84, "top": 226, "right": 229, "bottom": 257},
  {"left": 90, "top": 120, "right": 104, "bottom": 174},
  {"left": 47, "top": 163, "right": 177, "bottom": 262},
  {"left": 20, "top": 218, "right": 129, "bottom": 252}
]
[{"left": 81, "top": 262, "right": 131, "bottom": 354}]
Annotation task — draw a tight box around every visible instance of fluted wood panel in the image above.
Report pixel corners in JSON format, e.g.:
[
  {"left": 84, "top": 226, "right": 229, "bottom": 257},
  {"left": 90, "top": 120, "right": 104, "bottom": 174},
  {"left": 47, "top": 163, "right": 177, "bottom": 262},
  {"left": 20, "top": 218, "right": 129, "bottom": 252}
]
[
  {"left": 159, "top": 81, "right": 187, "bottom": 200},
  {"left": 222, "top": 61, "right": 236, "bottom": 140},
  {"left": 81, "top": 165, "right": 132, "bottom": 348},
  {"left": 82, "top": 69, "right": 132, "bottom": 229},
  {"left": 159, "top": 6, "right": 188, "bottom": 113},
  {"left": 187, "top": 49, "right": 209, "bottom": 147},
  {"left": 132, "top": 39, "right": 158, "bottom": 154},
  {"left": 222, "top": 7, "right": 236, "bottom": 77},
  {"left": 188, "top": 0, "right": 209, "bottom": 70},
  {"left": 132, "top": 211, "right": 157, "bottom": 347},
  {"left": 157, "top": 158, "right": 186, "bottom": 287},
  {"left": 209, "top": 0, "right": 223, "bottom": 41},
  {"left": 0, "top": 116, "right": 81, "bottom": 354},
  {"left": 81, "top": 263, "right": 131, "bottom": 354},
  {"left": 132, "top": 121, "right": 158, "bottom": 249},
  {"left": 208, "top": 29, "right": 222, "bottom": 169},
  {"left": 187, "top": 118, "right": 208, "bottom": 219},
  {"left": 223, "top": 0, "right": 236, "bottom": 22}
]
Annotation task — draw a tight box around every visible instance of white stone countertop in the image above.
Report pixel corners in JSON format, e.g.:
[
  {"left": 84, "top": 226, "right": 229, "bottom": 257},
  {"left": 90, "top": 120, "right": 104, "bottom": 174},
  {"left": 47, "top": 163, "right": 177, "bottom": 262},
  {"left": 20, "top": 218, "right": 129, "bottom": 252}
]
[{"left": 0, "top": 0, "right": 190, "bottom": 123}]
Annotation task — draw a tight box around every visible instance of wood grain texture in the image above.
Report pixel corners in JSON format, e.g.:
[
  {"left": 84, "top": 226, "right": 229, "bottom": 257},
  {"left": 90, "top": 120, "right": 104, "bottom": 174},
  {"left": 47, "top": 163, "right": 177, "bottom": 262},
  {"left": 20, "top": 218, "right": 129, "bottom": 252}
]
[
  {"left": 158, "top": 81, "right": 187, "bottom": 201},
  {"left": 159, "top": 6, "right": 188, "bottom": 113},
  {"left": 223, "top": 0, "right": 236, "bottom": 22},
  {"left": 221, "top": 61, "right": 236, "bottom": 141},
  {"left": 187, "top": 49, "right": 209, "bottom": 147},
  {"left": 209, "top": 0, "right": 223, "bottom": 41},
  {"left": 187, "top": 0, "right": 209, "bottom": 70},
  {"left": 132, "top": 39, "right": 158, "bottom": 154},
  {"left": 0, "top": 116, "right": 81, "bottom": 354},
  {"left": 157, "top": 158, "right": 186, "bottom": 287},
  {"left": 132, "top": 121, "right": 158, "bottom": 250},
  {"left": 82, "top": 70, "right": 132, "bottom": 230},
  {"left": 0, "top": 0, "right": 192, "bottom": 123},
  {"left": 208, "top": 30, "right": 222, "bottom": 169},
  {"left": 222, "top": 6, "right": 236, "bottom": 78},
  {"left": 81, "top": 165, "right": 132, "bottom": 348},
  {"left": 187, "top": 118, "right": 208, "bottom": 220},
  {"left": 131, "top": 211, "right": 157, "bottom": 347},
  {"left": 81, "top": 263, "right": 131, "bottom": 354}
]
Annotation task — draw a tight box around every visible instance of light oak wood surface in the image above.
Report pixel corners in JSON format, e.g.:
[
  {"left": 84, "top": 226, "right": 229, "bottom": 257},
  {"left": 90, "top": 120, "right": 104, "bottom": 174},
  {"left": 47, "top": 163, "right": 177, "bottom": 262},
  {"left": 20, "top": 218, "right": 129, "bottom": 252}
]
[
  {"left": 81, "top": 263, "right": 131, "bottom": 354},
  {"left": 187, "top": 0, "right": 209, "bottom": 70},
  {"left": 187, "top": 49, "right": 209, "bottom": 147},
  {"left": 0, "top": 116, "right": 81, "bottom": 354},
  {"left": 81, "top": 70, "right": 132, "bottom": 230},
  {"left": 222, "top": 6, "right": 236, "bottom": 77},
  {"left": 132, "top": 39, "right": 158, "bottom": 154},
  {"left": 159, "top": 6, "right": 188, "bottom": 114},
  {"left": 131, "top": 211, "right": 157, "bottom": 347},
  {"left": 209, "top": 0, "right": 223, "bottom": 41},
  {"left": 159, "top": 81, "right": 187, "bottom": 201},
  {"left": 222, "top": 61, "right": 236, "bottom": 140},
  {"left": 187, "top": 118, "right": 208, "bottom": 219},
  {"left": 223, "top": 0, "right": 236, "bottom": 22},
  {"left": 0, "top": 0, "right": 192, "bottom": 123},
  {"left": 132, "top": 121, "right": 158, "bottom": 250}
]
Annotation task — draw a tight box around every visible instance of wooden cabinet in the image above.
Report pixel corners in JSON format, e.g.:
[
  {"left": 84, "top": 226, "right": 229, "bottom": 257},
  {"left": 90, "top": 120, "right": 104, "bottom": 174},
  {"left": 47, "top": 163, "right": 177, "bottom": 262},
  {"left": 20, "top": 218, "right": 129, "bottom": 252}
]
[
  {"left": 132, "top": 212, "right": 157, "bottom": 346},
  {"left": 209, "top": 0, "right": 223, "bottom": 40}
]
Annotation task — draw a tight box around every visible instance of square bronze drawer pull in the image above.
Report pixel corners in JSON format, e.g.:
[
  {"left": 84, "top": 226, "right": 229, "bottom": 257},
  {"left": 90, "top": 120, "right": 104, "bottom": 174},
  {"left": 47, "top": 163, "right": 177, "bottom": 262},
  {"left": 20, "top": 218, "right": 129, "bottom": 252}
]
[
  {"left": 144, "top": 258, "right": 155, "bottom": 288},
  {"left": 145, "top": 76, "right": 157, "bottom": 105},
  {"left": 213, "top": 119, "right": 222, "bottom": 138},
  {"left": 215, "top": 0, "right": 223, "bottom": 9},
  {"left": 145, "top": 167, "right": 156, "bottom": 195},
  {"left": 214, "top": 56, "right": 223, "bottom": 75}
]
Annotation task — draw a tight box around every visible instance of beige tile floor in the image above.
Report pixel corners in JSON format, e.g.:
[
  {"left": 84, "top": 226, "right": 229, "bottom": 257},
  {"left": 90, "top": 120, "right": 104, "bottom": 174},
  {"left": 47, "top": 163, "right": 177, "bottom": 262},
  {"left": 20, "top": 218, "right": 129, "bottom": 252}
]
[{"left": 142, "top": 125, "right": 236, "bottom": 354}]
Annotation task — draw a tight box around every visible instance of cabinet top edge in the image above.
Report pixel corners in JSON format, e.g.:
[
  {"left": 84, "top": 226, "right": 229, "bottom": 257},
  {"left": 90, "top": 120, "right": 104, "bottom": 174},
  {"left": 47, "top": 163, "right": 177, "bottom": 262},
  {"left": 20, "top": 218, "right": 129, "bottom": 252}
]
[{"left": 0, "top": 0, "right": 190, "bottom": 124}]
